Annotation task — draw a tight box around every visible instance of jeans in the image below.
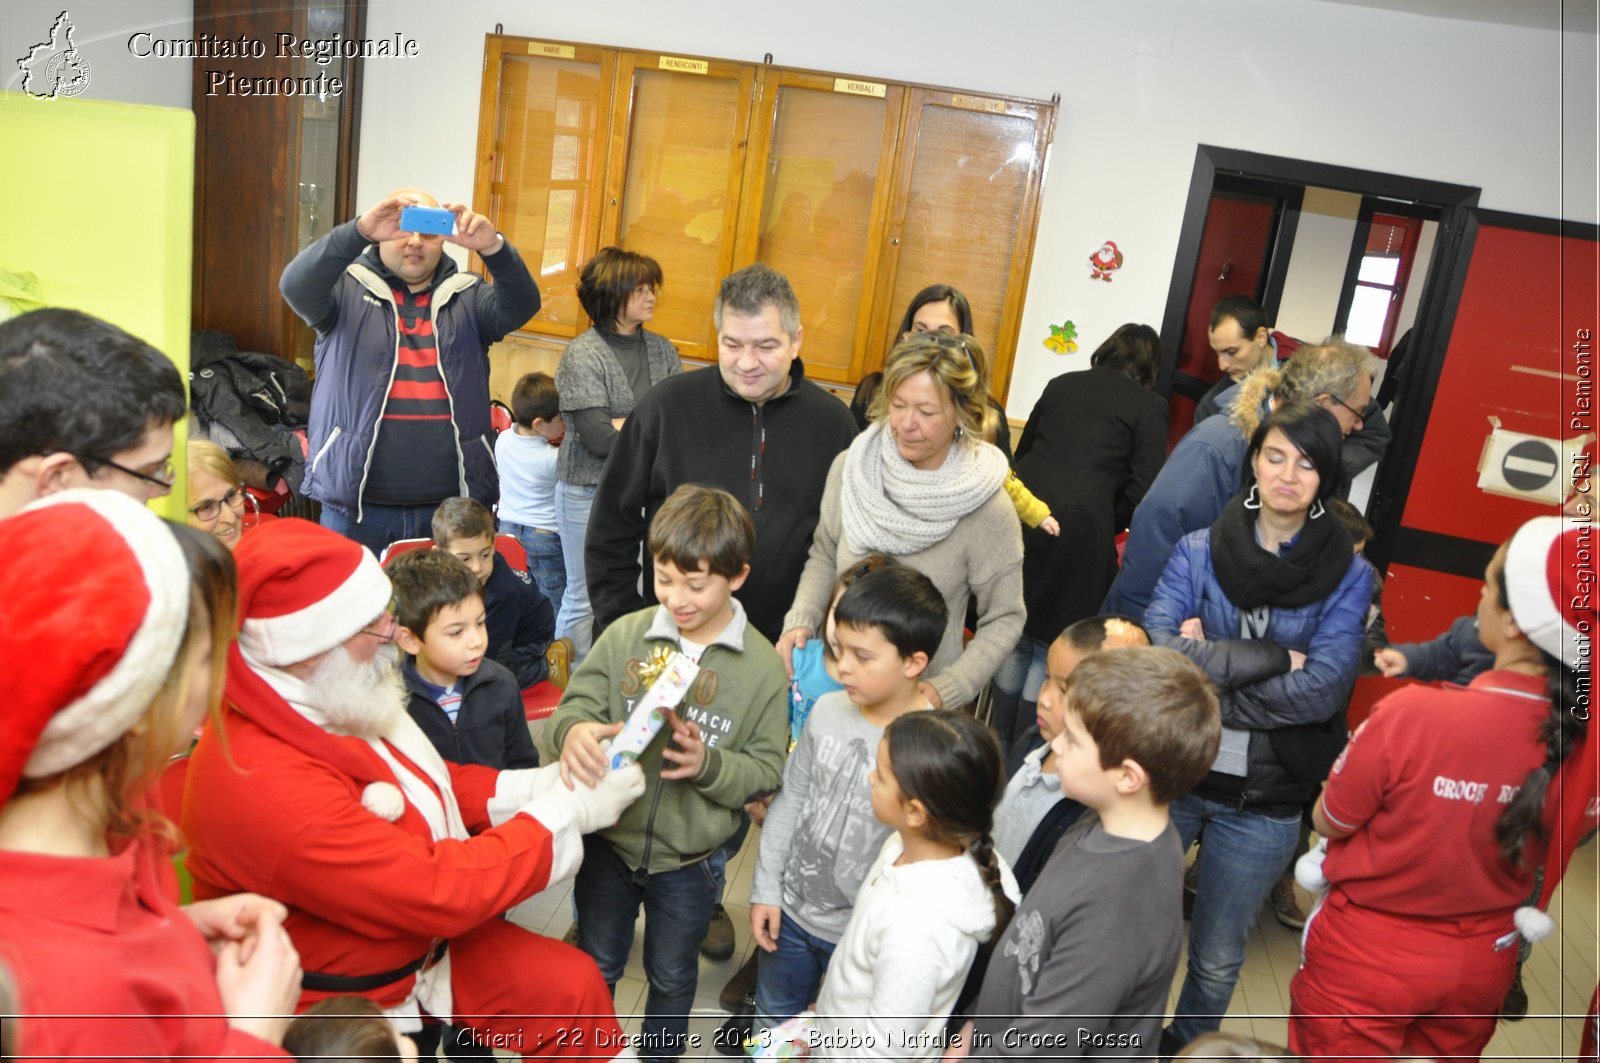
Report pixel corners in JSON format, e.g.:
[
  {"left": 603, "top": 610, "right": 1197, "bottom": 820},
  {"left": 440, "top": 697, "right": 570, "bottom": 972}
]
[
  {"left": 1166, "top": 792, "right": 1302, "bottom": 1048},
  {"left": 500, "top": 520, "right": 566, "bottom": 613},
  {"left": 554, "top": 481, "right": 597, "bottom": 658},
  {"left": 754, "top": 912, "right": 838, "bottom": 1038},
  {"left": 989, "top": 635, "right": 1051, "bottom": 752},
  {"left": 320, "top": 500, "right": 439, "bottom": 558},
  {"left": 574, "top": 834, "right": 726, "bottom": 1062}
]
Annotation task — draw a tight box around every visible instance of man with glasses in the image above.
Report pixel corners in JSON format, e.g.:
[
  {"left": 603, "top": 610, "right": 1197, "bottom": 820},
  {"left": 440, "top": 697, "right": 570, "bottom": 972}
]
[
  {"left": 1106, "top": 337, "right": 1385, "bottom": 621},
  {"left": 0, "top": 308, "right": 186, "bottom": 519}
]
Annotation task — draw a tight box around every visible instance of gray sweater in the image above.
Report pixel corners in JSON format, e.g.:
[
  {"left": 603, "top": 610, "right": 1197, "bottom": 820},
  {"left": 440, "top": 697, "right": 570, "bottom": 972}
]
[
  {"left": 972, "top": 813, "right": 1183, "bottom": 1058},
  {"left": 554, "top": 326, "right": 680, "bottom": 486},
  {"left": 783, "top": 451, "right": 1026, "bottom": 710},
  {"left": 750, "top": 692, "right": 894, "bottom": 942}
]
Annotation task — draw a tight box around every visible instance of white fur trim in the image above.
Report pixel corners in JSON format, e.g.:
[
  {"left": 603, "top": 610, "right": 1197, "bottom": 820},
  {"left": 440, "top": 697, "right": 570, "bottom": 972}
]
[
  {"left": 22, "top": 490, "right": 188, "bottom": 778},
  {"left": 361, "top": 782, "right": 406, "bottom": 821},
  {"left": 1515, "top": 905, "right": 1556, "bottom": 943},
  {"left": 1295, "top": 839, "right": 1330, "bottom": 893},
  {"left": 238, "top": 547, "right": 391, "bottom": 666},
  {"left": 1507, "top": 515, "right": 1586, "bottom": 661}
]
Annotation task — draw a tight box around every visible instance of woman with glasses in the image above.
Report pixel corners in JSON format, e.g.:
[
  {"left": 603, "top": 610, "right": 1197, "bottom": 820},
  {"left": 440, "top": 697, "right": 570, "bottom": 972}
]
[
  {"left": 553, "top": 247, "right": 682, "bottom": 658},
  {"left": 186, "top": 440, "right": 255, "bottom": 550},
  {"left": 780, "top": 331, "right": 1024, "bottom": 713}
]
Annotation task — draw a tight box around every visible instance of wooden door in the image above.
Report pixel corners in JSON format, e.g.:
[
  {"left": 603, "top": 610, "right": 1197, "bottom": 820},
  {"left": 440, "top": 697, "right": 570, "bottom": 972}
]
[
  {"left": 603, "top": 51, "right": 757, "bottom": 363},
  {"left": 867, "top": 88, "right": 1054, "bottom": 401},
  {"left": 472, "top": 39, "right": 615, "bottom": 341},
  {"left": 731, "top": 70, "right": 904, "bottom": 384}
]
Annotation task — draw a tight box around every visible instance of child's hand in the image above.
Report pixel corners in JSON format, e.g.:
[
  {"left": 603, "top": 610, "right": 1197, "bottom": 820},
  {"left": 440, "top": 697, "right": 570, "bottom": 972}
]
[
  {"left": 1179, "top": 617, "right": 1205, "bottom": 641},
  {"left": 559, "top": 721, "right": 625, "bottom": 789},
  {"left": 1373, "top": 647, "right": 1408, "bottom": 677},
  {"left": 214, "top": 908, "right": 301, "bottom": 1046},
  {"left": 776, "top": 626, "right": 812, "bottom": 678},
  {"left": 659, "top": 709, "right": 707, "bottom": 780},
  {"left": 1039, "top": 515, "right": 1061, "bottom": 537},
  {"left": 183, "top": 893, "right": 289, "bottom": 960},
  {"left": 751, "top": 903, "right": 783, "bottom": 952},
  {"left": 1288, "top": 649, "right": 1307, "bottom": 672},
  {"left": 943, "top": 1021, "right": 975, "bottom": 1061},
  {"left": 744, "top": 794, "right": 774, "bottom": 827}
]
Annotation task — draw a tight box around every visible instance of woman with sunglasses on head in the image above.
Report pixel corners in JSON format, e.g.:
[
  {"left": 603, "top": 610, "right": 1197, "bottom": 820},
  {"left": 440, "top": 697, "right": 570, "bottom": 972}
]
[
  {"left": 894, "top": 285, "right": 1013, "bottom": 458},
  {"left": 780, "top": 331, "right": 1024, "bottom": 715},
  {"left": 187, "top": 440, "right": 256, "bottom": 550}
]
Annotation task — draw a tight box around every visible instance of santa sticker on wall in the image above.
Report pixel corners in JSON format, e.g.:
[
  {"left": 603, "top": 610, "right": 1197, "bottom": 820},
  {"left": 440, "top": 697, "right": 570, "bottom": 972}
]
[
  {"left": 1089, "top": 240, "right": 1123, "bottom": 282},
  {"left": 1476, "top": 416, "right": 1594, "bottom": 506}
]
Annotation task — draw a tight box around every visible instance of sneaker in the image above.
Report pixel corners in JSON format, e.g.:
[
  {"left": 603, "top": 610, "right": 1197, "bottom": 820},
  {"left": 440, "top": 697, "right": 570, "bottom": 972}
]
[
  {"left": 546, "top": 637, "right": 575, "bottom": 690},
  {"left": 1501, "top": 967, "right": 1529, "bottom": 1021},
  {"left": 701, "top": 903, "right": 737, "bottom": 961},
  {"left": 562, "top": 921, "right": 580, "bottom": 947},
  {"left": 719, "top": 953, "right": 759, "bottom": 1011},
  {"left": 1270, "top": 875, "right": 1307, "bottom": 930}
]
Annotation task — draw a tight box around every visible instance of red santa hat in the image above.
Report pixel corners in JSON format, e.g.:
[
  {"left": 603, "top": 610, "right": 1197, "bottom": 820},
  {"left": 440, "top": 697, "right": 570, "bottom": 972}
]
[
  {"left": 1505, "top": 515, "right": 1595, "bottom": 663},
  {"left": 0, "top": 489, "right": 188, "bottom": 806},
  {"left": 234, "top": 518, "right": 391, "bottom": 667}
]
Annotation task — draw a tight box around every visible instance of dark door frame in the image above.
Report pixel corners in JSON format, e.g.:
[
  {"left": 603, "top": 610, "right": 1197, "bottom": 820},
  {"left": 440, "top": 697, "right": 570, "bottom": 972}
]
[{"left": 1156, "top": 144, "right": 1481, "bottom": 572}]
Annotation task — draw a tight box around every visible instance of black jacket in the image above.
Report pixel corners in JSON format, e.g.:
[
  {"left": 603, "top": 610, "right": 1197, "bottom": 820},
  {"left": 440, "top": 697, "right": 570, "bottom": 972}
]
[
  {"left": 483, "top": 554, "right": 555, "bottom": 688},
  {"left": 402, "top": 656, "right": 537, "bottom": 770},
  {"left": 189, "top": 330, "right": 311, "bottom": 491},
  {"left": 586, "top": 361, "right": 857, "bottom": 641}
]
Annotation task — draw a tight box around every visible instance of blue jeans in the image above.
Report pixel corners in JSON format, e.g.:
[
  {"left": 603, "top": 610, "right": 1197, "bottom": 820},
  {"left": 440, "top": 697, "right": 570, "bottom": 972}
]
[
  {"left": 320, "top": 501, "right": 439, "bottom": 558},
  {"left": 754, "top": 912, "right": 837, "bottom": 1037},
  {"left": 1166, "top": 792, "right": 1302, "bottom": 1047},
  {"left": 574, "top": 834, "right": 725, "bottom": 1062},
  {"left": 989, "top": 635, "right": 1051, "bottom": 751},
  {"left": 500, "top": 520, "right": 566, "bottom": 614},
  {"left": 555, "top": 481, "right": 597, "bottom": 658}
]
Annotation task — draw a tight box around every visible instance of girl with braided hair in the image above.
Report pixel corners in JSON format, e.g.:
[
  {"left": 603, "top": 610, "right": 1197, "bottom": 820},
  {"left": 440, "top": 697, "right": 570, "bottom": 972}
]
[
  {"left": 799, "top": 710, "right": 1017, "bottom": 1060},
  {"left": 1290, "top": 514, "right": 1598, "bottom": 1061}
]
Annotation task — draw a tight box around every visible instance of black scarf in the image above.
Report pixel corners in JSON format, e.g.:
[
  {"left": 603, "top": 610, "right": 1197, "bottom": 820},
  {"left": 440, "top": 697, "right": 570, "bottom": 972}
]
[{"left": 1208, "top": 492, "right": 1353, "bottom": 610}]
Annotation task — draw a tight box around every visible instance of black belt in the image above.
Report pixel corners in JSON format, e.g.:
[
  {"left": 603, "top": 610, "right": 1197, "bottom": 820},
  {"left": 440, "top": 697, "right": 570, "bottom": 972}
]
[{"left": 301, "top": 939, "right": 446, "bottom": 993}]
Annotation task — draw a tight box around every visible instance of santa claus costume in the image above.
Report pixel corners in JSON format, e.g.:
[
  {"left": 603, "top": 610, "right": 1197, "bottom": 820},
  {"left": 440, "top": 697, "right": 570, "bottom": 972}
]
[
  {"left": 182, "top": 518, "right": 644, "bottom": 1059},
  {"left": 0, "top": 490, "right": 293, "bottom": 1062},
  {"left": 1290, "top": 516, "right": 1599, "bottom": 1061}
]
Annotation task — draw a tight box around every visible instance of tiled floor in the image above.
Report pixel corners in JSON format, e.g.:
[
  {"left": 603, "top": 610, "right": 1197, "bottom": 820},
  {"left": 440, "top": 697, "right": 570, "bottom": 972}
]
[{"left": 501, "top": 823, "right": 1598, "bottom": 1061}]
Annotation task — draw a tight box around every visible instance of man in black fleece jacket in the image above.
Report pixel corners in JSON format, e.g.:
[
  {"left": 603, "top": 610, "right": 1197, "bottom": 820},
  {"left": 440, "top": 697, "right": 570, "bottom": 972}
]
[{"left": 586, "top": 264, "right": 856, "bottom": 643}]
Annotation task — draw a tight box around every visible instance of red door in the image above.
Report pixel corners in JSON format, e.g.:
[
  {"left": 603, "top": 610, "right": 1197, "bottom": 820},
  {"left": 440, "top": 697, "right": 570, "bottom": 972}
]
[{"left": 1168, "top": 192, "right": 1281, "bottom": 447}]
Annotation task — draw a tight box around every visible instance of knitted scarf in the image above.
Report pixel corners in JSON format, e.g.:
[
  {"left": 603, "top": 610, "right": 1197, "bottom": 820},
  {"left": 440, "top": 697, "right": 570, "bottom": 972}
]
[
  {"left": 1208, "top": 492, "right": 1353, "bottom": 610},
  {"left": 840, "top": 421, "right": 1009, "bottom": 556}
]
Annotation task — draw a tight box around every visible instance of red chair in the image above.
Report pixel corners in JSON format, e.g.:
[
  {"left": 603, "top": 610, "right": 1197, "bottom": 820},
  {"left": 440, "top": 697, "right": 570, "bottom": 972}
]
[
  {"left": 380, "top": 534, "right": 528, "bottom": 574},
  {"left": 380, "top": 536, "right": 433, "bottom": 564},
  {"left": 522, "top": 681, "right": 563, "bottom": 722},
  {"left": 490, "top": 400, "right": 514, "bottom": 435}
]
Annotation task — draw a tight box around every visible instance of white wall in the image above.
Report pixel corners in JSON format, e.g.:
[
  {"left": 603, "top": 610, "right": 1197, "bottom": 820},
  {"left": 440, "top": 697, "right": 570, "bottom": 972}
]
[
  {"left": 352, "top": 0, "right": 1593, "bottom": 418},
  {"left": 1275, "top": 187, "right": 1361, "bottom": 342},
  {"left": 1, "top": 3, "right": 192, "bottom": 108}
]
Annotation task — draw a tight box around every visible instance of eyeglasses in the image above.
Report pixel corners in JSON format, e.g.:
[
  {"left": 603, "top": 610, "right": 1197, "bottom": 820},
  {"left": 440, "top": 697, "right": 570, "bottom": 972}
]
[
  {"left": 187, "top": 485, "right": 255, "bottom": 523},
  {"left": 83, "top": 455, "right": 176, "bottom": 495},
  {"left": 901, "top": 330, "right": 979, "bottom": 373},
  {"left": 356, "top": 601, "right": 400, "bottom": 643},
  {"left": 1325, "top": 393, "right": 1367, "bottom": 428}
]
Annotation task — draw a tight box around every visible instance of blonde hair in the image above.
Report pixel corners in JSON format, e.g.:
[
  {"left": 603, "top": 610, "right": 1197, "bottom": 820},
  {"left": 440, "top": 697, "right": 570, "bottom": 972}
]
[
  {"left": 187, "top": 438, "right": 241, "bottom": 485},
  {"left": 1174, "top": 1031, "right": 1298, "bottom": 1060},
  {"left": 869, "top": 333, "right": 990, "bottom": 438},
  {"left": 1230, "top": 336, "right": 1379, "bottom": 439}
]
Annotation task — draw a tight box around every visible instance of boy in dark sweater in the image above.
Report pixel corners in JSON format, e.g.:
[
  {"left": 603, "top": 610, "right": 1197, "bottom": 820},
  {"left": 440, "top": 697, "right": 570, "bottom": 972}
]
[
  {"left": 960, "top": 648, "right": 1220, "bottom": 1059},
  {"left": 386, "top": 548, "right": 536, "bottom": 770},
  {"left": 433, "top": 497, "right": 565, "bottom": 689}
]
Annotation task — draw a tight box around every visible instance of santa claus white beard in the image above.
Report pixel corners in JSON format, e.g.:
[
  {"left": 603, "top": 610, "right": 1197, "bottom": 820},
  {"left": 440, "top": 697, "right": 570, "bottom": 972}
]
[{"left": 302, "top": 641, "right": 406, "bottom": 739}]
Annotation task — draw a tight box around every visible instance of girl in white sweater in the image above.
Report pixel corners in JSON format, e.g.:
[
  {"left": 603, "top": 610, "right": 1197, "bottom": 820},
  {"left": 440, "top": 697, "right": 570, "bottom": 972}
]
[{"left": 808, "top": 711, "right": 1019, "bottom": 1060}]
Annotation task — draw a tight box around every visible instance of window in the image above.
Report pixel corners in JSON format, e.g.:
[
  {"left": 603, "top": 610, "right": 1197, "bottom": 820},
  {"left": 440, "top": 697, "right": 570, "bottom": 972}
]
[{"left": 1339, "top": 210, "right": 1422, "bottom": 355}]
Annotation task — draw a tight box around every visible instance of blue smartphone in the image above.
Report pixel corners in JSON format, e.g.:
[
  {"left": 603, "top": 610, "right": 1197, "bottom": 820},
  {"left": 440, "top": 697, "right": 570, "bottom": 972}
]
[{"left": 400, "top": 205, "right": 455, "bottom": 235}]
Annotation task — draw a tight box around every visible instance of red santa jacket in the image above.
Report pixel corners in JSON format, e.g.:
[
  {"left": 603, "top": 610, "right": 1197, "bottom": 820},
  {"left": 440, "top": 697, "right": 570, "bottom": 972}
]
[{"left": 182, "top": 649, "right": 561, "bottom": 1007}]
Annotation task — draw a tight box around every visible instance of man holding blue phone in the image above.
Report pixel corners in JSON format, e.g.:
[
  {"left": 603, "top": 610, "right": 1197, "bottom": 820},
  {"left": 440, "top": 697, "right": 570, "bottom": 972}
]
[{"left": 281, "top": 190, "right": 539, "bottom": 554}]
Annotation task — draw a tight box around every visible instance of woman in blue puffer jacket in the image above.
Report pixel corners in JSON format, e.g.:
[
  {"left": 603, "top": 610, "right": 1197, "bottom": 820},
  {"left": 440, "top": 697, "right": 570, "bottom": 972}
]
[{"left": 1144, "top": 400, "right": 1371, "bottom": 1053}]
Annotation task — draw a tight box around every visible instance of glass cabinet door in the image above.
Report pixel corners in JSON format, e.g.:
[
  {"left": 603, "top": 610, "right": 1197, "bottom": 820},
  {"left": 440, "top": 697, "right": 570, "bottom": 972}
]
[
  {"left": 875, "top": 89, "right": 1054, "bottom": 399},
  {"left": 606, "top": 52, "right": 756, "bottom": 362},
  {"left": 734, "top": 72, "right": 903, "bottom": 384},
  {"left": 475, "top": 40, "right": 613, "bottom": 338}
]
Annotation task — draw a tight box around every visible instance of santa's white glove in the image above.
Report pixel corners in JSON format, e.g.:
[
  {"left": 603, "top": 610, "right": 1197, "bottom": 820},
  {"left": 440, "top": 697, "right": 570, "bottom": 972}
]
[
  {"left": 1295, "top": 837, "right": 1330, "bottom": 893},
  {"left": 521, "top": 762, "right": 646, "bottom": 834}
]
